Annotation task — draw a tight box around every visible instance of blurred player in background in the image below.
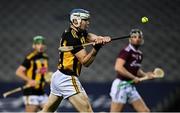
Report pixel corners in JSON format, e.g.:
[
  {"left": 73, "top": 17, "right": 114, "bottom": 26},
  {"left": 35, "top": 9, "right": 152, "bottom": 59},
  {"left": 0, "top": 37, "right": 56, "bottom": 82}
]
[
  {"left": 41, "top": 8, "right": 111, "bottom": 112},
  {"left": 110, "top": 29, "right": 154, "bottom": 112},
  {"left": 16, "top": 36, "right": 49, "bottom": 112}
]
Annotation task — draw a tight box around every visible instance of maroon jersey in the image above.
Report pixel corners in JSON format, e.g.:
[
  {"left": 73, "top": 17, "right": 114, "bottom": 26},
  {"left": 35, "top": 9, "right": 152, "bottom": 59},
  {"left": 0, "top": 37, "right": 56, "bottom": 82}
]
[{"left": 117, "top": 44, "right": 143, "bottom": 81}]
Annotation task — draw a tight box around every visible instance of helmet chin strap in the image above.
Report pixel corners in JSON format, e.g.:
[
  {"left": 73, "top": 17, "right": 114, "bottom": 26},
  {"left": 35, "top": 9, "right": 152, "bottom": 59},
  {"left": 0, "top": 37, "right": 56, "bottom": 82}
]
[
  {"left": 72, "top": 22, "right": 80, "bottom": 28},
  {"left": 72, "top": 18, "right": 81, "bottom": 28},
  {"left": 71, "top": 22, "right": 86, "bottom": 33},
  {"left": 71, "top": 24, "right": 83, "bottom": 33}
]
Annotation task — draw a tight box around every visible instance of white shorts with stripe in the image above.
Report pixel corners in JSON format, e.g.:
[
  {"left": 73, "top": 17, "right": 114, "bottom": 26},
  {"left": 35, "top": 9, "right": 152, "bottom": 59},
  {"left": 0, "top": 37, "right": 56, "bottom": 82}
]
[
  {"left": 23, "top": 94, "right": 48, "bottom": 105},
  {"left": 110, "top": 78, "right": 141, "bottom": 104},
  {"left": 50, "top": 70, "right": 86, "bottom": 99}
]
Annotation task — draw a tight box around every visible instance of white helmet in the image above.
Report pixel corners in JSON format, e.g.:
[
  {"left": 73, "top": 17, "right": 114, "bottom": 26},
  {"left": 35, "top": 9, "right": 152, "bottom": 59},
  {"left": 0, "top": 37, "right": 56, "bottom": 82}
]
[
  {"left": 70, "top": 8, "right": 90, "bottom": 27},
  {"left": 130, "top": 29, "right": 143, "bottom": 37}
]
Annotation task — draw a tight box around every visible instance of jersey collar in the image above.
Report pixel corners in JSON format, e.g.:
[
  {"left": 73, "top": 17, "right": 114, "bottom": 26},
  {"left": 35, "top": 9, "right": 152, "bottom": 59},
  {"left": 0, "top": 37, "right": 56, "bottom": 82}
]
[{"left": 129, "top": 44, "right": 138, "bottom": 52}]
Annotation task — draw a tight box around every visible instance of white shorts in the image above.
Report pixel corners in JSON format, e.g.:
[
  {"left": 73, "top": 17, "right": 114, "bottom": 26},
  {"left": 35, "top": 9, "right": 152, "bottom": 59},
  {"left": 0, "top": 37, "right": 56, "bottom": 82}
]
[
  {"left": 110, "top": 78, "right": 141, "bottom": 104},
  {"left": 50, "top": 70, "right": 86, "bottom": 99},
  {"left": 23, "top": 94, "right": 48, "bottom": 105}
]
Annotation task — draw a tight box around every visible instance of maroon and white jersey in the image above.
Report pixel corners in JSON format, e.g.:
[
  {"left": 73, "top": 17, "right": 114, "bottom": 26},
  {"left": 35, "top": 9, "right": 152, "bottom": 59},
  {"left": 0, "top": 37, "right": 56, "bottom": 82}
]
[{"left": 117, "top": 44, "right": 143, "bottom": 81}]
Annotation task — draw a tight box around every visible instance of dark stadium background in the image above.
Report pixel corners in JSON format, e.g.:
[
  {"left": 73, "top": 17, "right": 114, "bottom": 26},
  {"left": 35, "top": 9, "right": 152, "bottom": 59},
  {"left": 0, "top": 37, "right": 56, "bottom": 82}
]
[{"left": 0, "top": 0, "right": 180, "bottom": 112}]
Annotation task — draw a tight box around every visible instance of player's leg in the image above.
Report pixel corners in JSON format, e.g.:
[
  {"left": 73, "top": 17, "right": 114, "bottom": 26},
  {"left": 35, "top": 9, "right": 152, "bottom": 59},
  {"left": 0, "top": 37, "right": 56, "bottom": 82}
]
[
  {"left": 128, "top": 86, "right": 150, "bottom": 112},
  {"left": 131, "top": 98, "right": 150, "bottom": 112},
  {"left": 39, "top": 94, "right": 48, "bottom": 110},
  {"left": 68, "top": 92, "right": 93, "bottom": 112},
  {"left": 110, "top": 79, "right": 127, "bottom": 112},
  {"left": 40, "top": 70, "right": 63, "bottom": 112},
  {"left": 110, "top": 102, "right": 124, "bottom": 112},
  {"left": 54, "top": 70, "right": 93, "bottom": 112},
  {"left": 41, "top": 93, "right": 63, "bottom": 112},
  {"left": 23, "top": 96, "right": 40, "bottom": 112},
  {"left": 25, "top": 105, "right": 39, "bottom": 112}
]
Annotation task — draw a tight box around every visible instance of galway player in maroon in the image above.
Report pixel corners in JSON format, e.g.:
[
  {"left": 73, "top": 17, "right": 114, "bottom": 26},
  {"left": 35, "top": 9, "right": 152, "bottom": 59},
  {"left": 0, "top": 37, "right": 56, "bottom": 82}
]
[{"left": 110, "top": 29, "right": 154, "bottom": 112}]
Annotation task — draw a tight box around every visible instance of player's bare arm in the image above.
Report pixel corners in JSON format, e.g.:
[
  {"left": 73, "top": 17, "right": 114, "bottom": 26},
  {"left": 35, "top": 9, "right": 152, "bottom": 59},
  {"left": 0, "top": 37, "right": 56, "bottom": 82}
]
[
  {"left": 75, "top": 33, "right": 111, "bottom": 67},
  {"left": 87, "top": 33, "right": 111, "bottom": 44},
  {"left": 115, "top": 58, "right": 141, "bottom": 83},
  {"left": 75, "top": 48, "right": 97, "bottom": 67},
  {"left": 16, "top": 65, "right": 36, "bottom": 87},
  {"left": 137, "top": 69, "right": 155, "bottom": 79}
]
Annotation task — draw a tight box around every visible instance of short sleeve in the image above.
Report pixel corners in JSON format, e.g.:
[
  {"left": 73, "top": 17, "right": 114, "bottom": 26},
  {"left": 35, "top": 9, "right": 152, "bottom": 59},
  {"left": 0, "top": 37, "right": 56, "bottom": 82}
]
[
  {"left": 118, "top": 49, "right": 129, "bottom": 61},
  {"left": 22, "top": 58, "right": 31, "bottom": 69},
  {"left": 71, "top": 46, "right": 83, "bottom": 54},
  {"left": 66, "top": 34, "right": 83, "bottom": 54},
  {"left": 82, "top": 30, "right": 88, "bottom": 38},
  {"left": 70, "top": 38, "right": 83, "bottom": 54}
]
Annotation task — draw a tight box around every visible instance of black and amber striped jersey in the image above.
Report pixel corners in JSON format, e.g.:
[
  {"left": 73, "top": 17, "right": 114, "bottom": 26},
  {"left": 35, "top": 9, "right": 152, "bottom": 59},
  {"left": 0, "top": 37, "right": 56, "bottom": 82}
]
[
  {"left": 58, "top": 28, "right": 88, "bottom": 76},
  {"left": 22, "top": 50, "right": 49, "bottom": 95}
]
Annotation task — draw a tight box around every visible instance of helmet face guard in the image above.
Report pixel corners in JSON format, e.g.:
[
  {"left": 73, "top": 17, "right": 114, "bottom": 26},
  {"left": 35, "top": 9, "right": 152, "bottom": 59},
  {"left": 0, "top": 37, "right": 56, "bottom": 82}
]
[
  {"left": 130, "top": 29, "right": 143, "bottom": 38},
  {"left": 129, "top": 29, "right": 144, "bottom": 45},
  {"left": 70, "top": 9, "right": 90, "bottom": 28}
]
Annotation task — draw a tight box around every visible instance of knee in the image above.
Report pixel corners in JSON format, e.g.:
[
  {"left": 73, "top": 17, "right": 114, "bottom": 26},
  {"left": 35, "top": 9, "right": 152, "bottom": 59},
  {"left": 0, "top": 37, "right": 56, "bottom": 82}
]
[
  {"left": 76, "top": 102, "right": 92, "bottom": 112},
  {"left": 41, "top": 103, "right": 53, "bottom": 112},
  {"left": 86, "top": 104, "right": 93, "bottom": 112},
  {"left": 143, "top": 107, "right": 150, "bottom": 112},
  {"left": 44, "top": 103, "right": 58, "bottom": 112},
  {"left": 82, "top": 103, "right": 93, "bottom": 112},
  {"left": 137, "top": 106, "right": 150, "bottom": 112}
]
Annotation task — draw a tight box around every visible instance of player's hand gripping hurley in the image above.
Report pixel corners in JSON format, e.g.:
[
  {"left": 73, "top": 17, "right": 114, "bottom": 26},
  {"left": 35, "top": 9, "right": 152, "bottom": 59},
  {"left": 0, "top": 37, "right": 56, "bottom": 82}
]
[
  {"left": 59, "top": 35, "right": 130, "bottom": 52},
  {"left": 118, "top": 68, "right": 165, "bottom": 87},
  {"left": 2, "top": 72, "right": 53, "bottom": 98}
]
